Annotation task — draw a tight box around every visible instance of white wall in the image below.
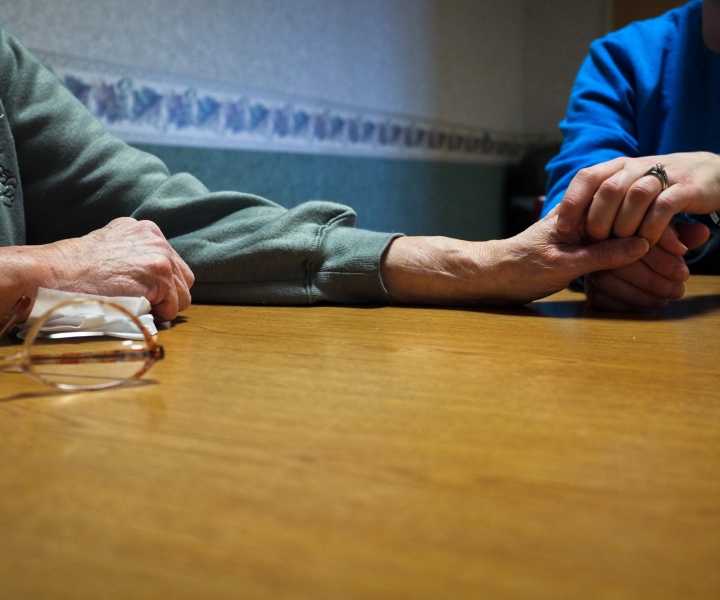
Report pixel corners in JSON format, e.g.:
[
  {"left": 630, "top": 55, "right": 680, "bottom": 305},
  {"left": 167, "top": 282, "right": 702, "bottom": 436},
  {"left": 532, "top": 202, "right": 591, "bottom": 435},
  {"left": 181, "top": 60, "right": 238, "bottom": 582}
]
[
  {"left": 0, "top": 0, "right": 608, "bottom": 137},
  {"left": 522, "top": 0, "right": 609, "bottom": 135}
]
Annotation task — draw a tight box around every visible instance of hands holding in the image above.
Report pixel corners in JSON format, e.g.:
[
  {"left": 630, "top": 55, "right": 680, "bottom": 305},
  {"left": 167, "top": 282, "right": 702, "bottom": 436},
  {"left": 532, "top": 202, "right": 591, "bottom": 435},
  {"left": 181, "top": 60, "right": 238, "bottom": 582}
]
[
  {"left": 6, "top": 151, "right": 716, "bottom": 318},
  {"left": 557, "top": 152, "right": 720, "bottom": 244},
  {"left": 556, "top": 152, "right": 720, "bottom": 309},
  {"left": 381, "top": 207, "right": 650, "bottom": 306},
  {"left": 0, "top": 217, "right": 194, "bottom": 321},
  {"left": 48, "top": 218, "right": 194, "bottom": 321}
]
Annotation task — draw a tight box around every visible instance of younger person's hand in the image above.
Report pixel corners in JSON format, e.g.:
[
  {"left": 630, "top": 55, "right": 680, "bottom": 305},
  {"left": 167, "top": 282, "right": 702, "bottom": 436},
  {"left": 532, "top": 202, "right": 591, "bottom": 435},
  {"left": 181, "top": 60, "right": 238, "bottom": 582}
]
[
  {"left": 583, "top": 221, "right": 710, "bottom": 310},
  {"left": 557, "top": 152, "right": 720, "bottom": 246}
]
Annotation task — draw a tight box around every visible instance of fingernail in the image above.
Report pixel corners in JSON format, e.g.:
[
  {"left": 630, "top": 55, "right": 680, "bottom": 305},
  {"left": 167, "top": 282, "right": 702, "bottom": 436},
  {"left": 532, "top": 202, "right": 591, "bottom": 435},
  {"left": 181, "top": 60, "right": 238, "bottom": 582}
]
[
  {"left": 672, "top": 265, "right": 689, "bottom": 281},
  {"left": 625, "top": 238, "right": 649, "bottom": 256},
  {"left": 557, "top": 216, "right": 572, "bottom": 232},
  {"left": 670, "top": 283, "right": 685, "bottom": 298}
]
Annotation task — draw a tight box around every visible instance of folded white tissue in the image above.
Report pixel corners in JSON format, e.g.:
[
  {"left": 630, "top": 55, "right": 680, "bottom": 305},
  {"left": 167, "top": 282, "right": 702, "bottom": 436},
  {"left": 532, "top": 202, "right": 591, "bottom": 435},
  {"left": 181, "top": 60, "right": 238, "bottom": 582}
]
[{"left": 17, "top": 288, "right": 157, "bottom": 341}]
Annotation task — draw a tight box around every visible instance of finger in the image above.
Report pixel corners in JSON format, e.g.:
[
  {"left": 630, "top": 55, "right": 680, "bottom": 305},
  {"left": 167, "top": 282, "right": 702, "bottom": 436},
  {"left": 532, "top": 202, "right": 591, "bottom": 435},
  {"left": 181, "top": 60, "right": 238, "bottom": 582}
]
[
  {"left": 563, "top": 236, "right": 649, "bottom": 278},
  {"left": 168, "top": 244, "right": 195, "bottom": 288},
  {"left": 174, "top": 272, "right": 192, "bottom": 313},
  {"left": 139, "top": 220, "right": 193, "bottom": 311},
  {"left": 656, "top": 224, "right": 687, "bottom": 256},
  {"left": 143, "top": 253, "right": 181, "bottom": 322},
  {"left": 140, "top": 220, "right": 195, "bottom": 288},
  {"left": 612, "top": 173, "right": 664, "bottom": 237},
  {"left": 557, "top": 157, "right": 627, "bottom": 233},
  {"left": 586, "top": 271, "right": 669, "bottom": 309},
  {"left": 611, "top": 258, "right": 685, "bottom": 299},
  {"left": 640, "top": 244, "right": 689, "bottom": 282},
  {"left": 164, "top": 250, "right": 192, "bottom": 312},
  {"left": 586, "top": 167, "right": 649, "bottom": 240},
  {"left": 637, "top": 184, "right": 689, "bottom": 246},
  {"left": 158, "top": 257, "right": 190, "bottom": 315},
  {"left": 585, "top": 278, "right": 636, "bottom": 311},
  {"left": 150, "top": 276, "right": 180, "bottom": 322},
  {"left": 675, "top": 221, "right": 711, "bottom": 250}
]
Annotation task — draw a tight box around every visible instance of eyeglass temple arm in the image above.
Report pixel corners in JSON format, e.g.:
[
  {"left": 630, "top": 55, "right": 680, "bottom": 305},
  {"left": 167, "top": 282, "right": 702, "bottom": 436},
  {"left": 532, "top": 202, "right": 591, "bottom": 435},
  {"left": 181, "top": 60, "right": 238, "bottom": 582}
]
[
  {"left": 0, "top": 296, "right": 32, "bottom": 340},
  {"left": 29, "top": 346, "right": 164, "bottom": 365}
]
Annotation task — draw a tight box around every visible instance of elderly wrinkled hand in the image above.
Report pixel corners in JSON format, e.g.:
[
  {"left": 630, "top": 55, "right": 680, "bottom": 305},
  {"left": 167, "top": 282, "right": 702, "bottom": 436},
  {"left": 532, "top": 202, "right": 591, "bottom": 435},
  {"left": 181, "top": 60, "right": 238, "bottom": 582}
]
[
  {"left": 381, "top": 206, "right": 650, "bottom": 306},
  {"left": 43, "top": 217, "right": 195, "bottom": 322}
]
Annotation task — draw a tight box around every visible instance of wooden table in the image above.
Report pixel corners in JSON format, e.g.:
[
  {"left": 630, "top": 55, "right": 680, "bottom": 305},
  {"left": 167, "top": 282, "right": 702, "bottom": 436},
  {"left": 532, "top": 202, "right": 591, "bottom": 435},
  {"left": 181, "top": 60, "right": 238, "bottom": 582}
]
[{"left": 2, "top": 276, "right": 720, "bottom": 599}]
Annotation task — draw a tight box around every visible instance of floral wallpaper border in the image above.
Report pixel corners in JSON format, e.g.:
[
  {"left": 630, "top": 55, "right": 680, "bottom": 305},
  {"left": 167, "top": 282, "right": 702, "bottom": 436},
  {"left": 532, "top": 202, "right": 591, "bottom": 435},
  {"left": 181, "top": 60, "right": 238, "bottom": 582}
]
[{"left": 36, "top": 50, "right": 539, "bottom": 164}]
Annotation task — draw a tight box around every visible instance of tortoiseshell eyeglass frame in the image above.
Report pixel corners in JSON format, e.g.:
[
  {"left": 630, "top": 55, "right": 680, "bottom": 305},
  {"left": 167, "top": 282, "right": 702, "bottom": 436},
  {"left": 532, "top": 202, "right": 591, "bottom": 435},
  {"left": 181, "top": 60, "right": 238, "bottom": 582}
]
[{"left": 0, "top": 296, "right": 164, "bottom": 391}]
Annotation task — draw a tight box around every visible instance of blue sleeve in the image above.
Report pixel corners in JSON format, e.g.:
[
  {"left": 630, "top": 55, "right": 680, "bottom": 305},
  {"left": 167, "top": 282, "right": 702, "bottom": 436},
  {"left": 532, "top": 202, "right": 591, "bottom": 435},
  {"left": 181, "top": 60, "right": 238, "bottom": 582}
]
[{"left": 541, "top": 35, "right": 642, "bottom": 217}]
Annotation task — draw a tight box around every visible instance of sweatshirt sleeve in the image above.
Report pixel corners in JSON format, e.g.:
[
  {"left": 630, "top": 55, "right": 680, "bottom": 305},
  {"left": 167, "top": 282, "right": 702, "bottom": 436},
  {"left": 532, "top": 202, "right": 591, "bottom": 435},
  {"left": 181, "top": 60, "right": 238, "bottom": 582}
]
[
  {"left": 541, "top": 32, "right": 642, "bottom": 217},
  {"left": 0, "top": 28, "right": 400, "bottom": 304}
]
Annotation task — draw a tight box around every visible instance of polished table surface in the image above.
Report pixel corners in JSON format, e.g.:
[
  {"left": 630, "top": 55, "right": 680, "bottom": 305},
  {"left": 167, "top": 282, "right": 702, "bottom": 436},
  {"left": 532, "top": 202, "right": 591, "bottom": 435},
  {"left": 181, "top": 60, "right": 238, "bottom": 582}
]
[{"left": 2, "top": 276, "right": 720, "bottom": 599}]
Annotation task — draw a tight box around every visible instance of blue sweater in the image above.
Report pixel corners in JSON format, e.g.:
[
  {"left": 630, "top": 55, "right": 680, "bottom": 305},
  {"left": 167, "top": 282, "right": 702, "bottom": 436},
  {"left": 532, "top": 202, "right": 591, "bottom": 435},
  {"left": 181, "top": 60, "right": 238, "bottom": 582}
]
[{"left": 542, "top": 0, "right": 720, "bottom": 221}]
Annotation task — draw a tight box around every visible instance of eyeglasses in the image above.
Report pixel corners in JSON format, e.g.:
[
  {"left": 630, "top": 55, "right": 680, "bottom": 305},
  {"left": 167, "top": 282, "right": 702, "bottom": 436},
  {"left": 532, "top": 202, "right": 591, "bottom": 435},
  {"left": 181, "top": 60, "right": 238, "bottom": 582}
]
[{"left": 0, "top": 296, "right": 164, "bottom": 391}]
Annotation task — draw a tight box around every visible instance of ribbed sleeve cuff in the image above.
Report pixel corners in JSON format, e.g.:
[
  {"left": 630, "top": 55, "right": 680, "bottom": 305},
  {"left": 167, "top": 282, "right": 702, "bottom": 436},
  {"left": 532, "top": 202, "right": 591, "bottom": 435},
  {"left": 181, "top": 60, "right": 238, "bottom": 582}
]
[{"left": 311, "top": 224, "right": 403, "bottom": 304}]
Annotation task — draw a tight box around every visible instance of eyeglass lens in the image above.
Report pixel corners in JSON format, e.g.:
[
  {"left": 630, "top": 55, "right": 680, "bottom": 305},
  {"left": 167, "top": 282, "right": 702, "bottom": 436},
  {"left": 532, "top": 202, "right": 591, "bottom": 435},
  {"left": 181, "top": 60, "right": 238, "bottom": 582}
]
[{"left": 25, "top": 301, "right": 153, "bottom": 389}]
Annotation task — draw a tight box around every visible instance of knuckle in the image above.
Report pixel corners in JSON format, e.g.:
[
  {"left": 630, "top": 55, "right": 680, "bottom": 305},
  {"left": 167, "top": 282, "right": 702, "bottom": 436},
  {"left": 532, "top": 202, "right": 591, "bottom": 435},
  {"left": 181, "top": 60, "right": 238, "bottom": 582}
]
[
  {"left": 598, "top": 178, "right": 623, "bottom": 196},
  {"left": 561, "top": 191, "right": 583, "bottom": 207},
  {"left": 596, "top": 243, "right": 619, "bottom": 266},
  {"left": 147, "top": 254, "right": 174, "bottom": 277},
  {"left": 652, "top": 195, "right": 676, "bottom": 216},
  {"left": 586, "top": 222, "right": 607, "bottom": 240},
  {"left": 612, "top": 223, "right": 633, "bottom": 238},
  {"left": 138, "top": 219, "right": 163, "bottom": 235},
  {"left": 628, "top": 178, "right": 658, "bottom": 201},
  {"left": 576, "top": 166, "right": 599, "bottom": 184},
  {"left": 108, "top": 216, "right": 136, "bottom": 227}
]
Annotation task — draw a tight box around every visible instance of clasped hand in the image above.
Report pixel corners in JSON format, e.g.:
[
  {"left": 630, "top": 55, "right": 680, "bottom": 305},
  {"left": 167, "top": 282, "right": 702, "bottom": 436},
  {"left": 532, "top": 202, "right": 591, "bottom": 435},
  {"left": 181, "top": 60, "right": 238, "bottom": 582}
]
[
  {"left": 382, "top": 206, "right": 651, "bottom": 306},
  {"left": 47, "top": 217, "right": 194, "bottom": 321},
  {"left": 556, "top": 152, "right": 720, "bottom": 309}
]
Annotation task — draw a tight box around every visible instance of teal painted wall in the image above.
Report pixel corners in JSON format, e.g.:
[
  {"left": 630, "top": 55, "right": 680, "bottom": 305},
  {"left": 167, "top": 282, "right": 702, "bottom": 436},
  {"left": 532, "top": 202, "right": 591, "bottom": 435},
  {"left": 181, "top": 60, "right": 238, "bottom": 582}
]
[{"left": 132, "top": 144, "right": 505, "bottom": 241}]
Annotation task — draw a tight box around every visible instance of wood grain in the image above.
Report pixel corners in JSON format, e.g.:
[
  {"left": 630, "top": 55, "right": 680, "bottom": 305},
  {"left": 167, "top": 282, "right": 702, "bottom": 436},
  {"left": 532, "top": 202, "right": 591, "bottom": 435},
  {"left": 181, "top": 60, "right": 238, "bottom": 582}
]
[{"left": 2, "top": 277, "right": 720, "bottom": 599}]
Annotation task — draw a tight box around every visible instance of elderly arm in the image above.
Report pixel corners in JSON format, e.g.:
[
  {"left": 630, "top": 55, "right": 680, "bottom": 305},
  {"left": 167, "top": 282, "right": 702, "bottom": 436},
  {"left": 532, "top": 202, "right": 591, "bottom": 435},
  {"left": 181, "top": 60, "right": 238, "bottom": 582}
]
[
  {"left": 381, "top": 208, "right": 650, "bottom": 305},
  {"left": 0, "top": 217, "right": 193, "bottom": 321},
  {"left": 1, "top": 207, "right": 650, "bottom": 322},
  {"left": 0, "top": 28, "right": 397, "bottom": 309}
]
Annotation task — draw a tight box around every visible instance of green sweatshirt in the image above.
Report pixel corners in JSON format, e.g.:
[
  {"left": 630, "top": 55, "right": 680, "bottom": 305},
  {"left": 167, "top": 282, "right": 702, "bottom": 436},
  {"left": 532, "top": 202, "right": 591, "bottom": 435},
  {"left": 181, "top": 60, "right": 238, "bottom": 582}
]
[{"left": 0, "top": 28, "right": 400, "bottom": 304}]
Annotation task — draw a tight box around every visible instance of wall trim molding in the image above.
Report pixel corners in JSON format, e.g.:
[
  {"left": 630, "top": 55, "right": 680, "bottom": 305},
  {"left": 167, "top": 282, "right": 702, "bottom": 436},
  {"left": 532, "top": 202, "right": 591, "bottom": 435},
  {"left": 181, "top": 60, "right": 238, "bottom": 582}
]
[{"left": 36, "top": 50, "right": 556, "bottom": 164}]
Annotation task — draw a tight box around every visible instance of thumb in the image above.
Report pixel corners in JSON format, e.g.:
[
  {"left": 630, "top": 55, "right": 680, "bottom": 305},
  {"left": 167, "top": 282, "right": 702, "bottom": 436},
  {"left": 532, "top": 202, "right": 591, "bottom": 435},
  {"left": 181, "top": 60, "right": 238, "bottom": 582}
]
[
  {"left": 566, "top": 237, "right": 649, "bottom": 277},
  {"left": 675, "top": 221, "right": 711, "bottom": 250}
]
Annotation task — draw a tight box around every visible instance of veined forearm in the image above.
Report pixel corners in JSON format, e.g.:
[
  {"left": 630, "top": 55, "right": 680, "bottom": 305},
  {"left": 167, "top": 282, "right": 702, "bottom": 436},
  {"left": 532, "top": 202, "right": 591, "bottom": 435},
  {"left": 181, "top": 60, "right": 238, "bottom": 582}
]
[
  {"left": 379, "top": 212, "right": 651, "bottom": 307},
  {"left": 380, "top": 236, "right": 505, "bottom": 305}
]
